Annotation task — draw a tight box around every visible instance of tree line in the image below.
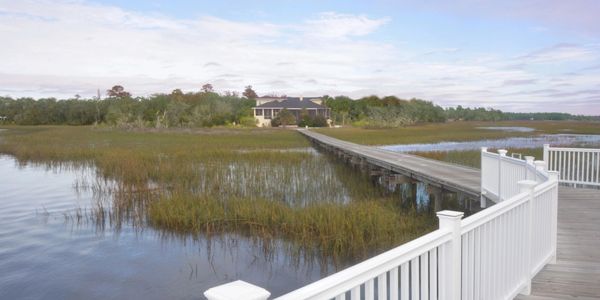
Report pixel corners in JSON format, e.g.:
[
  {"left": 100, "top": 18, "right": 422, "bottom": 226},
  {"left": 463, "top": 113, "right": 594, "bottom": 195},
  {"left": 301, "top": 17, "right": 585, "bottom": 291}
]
[
  {"left": 0, "top": 85, "right": 257, "bottom": 127},
  {"left": 325, "top": 96, "right": 597, "bottom": 127},
  {"left": 0, "top": 86, "right": 596, "bottom": 127}
]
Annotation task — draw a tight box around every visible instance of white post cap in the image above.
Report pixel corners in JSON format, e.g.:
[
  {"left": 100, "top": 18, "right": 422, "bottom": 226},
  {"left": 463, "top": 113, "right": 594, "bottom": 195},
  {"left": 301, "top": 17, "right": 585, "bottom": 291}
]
[
  {"left": 524, "top": 156, "right": 535, "bottom": 164},
  {"left": 204, "top": 280, "right": 271, "bottom": 300},
  {"left": 436, "top": 210, "right": 464, "bottom": 219},
  {"left": 518, "top": 180, "right": 537, "bottom": 192},
  {"left": 498, "top": 149, "right": 508, "bottom": 156},
  {"left": 534, "top": 160, "right": 546, "bottom": 170}
]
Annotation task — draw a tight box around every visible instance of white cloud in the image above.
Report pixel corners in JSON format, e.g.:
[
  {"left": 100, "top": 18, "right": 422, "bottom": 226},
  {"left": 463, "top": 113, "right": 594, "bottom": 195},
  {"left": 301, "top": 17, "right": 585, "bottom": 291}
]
[
  {"left": 0, "top": 0, "right": 599, "bottom": 114},
  {"left": 303, "top": 12, "right": 390, "bottom": 39},
  {"left": 517, "top": 43, "right": 597, "bottom": 64}
]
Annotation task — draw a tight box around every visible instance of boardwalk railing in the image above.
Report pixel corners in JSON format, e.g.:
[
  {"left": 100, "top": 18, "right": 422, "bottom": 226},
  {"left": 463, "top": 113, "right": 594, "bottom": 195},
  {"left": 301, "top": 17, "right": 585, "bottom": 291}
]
[
  {"left": 543, "top": 144, "right": 600, "bottom": 187},
  {"left": 204, "top": 149, "right": 559, "bottom": 300},
  {"left": 480, "top": 147, "right": 548, "bottom": 203}
]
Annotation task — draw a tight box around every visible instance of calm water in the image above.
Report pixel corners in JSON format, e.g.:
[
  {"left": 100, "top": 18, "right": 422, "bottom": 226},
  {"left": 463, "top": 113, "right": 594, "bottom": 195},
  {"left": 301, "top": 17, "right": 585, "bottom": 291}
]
[
  {"left": 380, "top": 134, "right": 600, "bottom": 152},
  {"left": 0, "top": 146, "right": 478, "bottom": 299},
  {"left": 476, "top": 126, "right": 535, "bottom": 132},
  {"left": 0, "top": 156, "right": 330, "bottom": 299}
]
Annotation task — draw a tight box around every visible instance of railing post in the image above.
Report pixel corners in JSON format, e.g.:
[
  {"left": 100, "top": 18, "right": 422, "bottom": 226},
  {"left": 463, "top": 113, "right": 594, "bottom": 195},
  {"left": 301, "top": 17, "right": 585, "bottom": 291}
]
[
  {"left": 525, "top": 156, "right": 535, "bottom": 180},
  {"left": 534, "top": 161, "right": 547, "bottom": 181},
  {"left": 437, "top": 210, "right": 464, "bottom": 300},
  {"left": 498, "top": 149, "right": 507, "bottom": 201},
  {"left": 518, "top": 180, "right": 537, "bottom": 296},
  {"left": 481, "top": 147, "right": 488, "bottom": 208},
  {"left": 548, "top": 171, "right": 559, "bottom": 264},
  {"left": 204, "top": 280, "right": 271, "bottom": 300},
  {"left": 543, "top": 144, "right": 550, "bottom": 164}
]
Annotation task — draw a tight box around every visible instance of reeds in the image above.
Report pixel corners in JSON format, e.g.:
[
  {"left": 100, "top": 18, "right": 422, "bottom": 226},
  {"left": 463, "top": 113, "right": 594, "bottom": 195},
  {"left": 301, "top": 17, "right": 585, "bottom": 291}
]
[{"left": 0, "top": 126, "right": 436, "bottom": 265}]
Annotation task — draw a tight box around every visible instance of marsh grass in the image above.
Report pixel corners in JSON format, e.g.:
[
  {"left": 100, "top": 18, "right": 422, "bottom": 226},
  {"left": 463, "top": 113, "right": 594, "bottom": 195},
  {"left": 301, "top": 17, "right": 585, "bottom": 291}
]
[{"left": 0, "top": 126, "right": 436, "bottom": 265}]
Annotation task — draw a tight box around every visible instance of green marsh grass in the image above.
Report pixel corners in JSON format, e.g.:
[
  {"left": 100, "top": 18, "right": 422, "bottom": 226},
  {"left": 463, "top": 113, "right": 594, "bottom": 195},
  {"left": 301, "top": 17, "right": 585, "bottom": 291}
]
[{"left": 0, "top": 126, "right": 435, "bottom": 265}]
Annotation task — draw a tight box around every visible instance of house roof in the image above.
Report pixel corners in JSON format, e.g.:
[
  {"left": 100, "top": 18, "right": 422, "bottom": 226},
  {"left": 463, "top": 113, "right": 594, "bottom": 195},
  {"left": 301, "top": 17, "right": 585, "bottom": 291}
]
[{"left": 255, "top": 97, "right": 326, "bottom": 109}]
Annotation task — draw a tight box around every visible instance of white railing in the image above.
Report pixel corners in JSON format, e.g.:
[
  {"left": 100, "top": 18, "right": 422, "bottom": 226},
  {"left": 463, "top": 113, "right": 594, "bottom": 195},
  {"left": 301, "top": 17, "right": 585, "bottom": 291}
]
[
  {"left": 480, "top": 148, "right": 547, "bottom": 203},
  {"left": 204, "top": 150, "right": 559, "bottom": 300},
  {"left": 544, "top": 144, "right": 600, "bottom": 187}
]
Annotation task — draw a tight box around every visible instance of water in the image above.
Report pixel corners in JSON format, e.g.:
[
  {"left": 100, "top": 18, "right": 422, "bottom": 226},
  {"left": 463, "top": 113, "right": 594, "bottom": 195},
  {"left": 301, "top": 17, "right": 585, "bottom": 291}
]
[
  {"left": 476, "top": 126, "right": 535, "bottom": 132},
  {"left": 0, "top": 148, "right": 478, "bottom": 299},
  {"left": 380, "top": 134, "right": 600, "bottom": 152},
  {"left": 0, "top": 156, "right": 328, "bottom": 299}
]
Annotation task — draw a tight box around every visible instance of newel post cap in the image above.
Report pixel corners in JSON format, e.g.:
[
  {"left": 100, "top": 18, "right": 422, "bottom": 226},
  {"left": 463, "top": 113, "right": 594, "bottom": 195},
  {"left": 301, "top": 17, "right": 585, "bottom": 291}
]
[
  {"left": 518, "top": 180, "right": 537, "bottom": 192},
  {"left": 534, "top": 160, "right": 547, "bottom": 170},
  {"left": 481, "top": 147, "right": 488, "bottom": 152},
  {"left": 548, "top": 170, "right": 559, "bottom": 181},
  {"left": 436, "top": 210, "right": 464, "bottom": 219},
  {"left": 498, "top": 149, "right": 508, "bottom": 156},
  {"left": 204, "top": 280, "right": 271, "bottom": 300},
  {"left": 524, "top": 156, "right": 535, "bottom": 164}
]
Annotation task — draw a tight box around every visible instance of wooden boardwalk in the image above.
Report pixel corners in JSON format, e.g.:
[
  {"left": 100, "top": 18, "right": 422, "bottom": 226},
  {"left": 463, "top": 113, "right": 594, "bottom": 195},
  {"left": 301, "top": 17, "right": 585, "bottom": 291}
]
[
  {"left": 299, "top": 129, "right": 481, "bottom": 198},
  {"left": 516, "top": 187, "right": 600, "bottom": 300},
  {"left": 301, "top": 130, "right": 600, "bottom": 299}
]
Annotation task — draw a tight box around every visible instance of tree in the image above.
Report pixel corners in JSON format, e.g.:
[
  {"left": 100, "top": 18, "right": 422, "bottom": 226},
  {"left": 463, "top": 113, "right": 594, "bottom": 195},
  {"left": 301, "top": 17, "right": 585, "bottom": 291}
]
[
  {"left": 271, "top": 109, "right": 296, "bottom": 127},
  {"left": 201, "top": 83, "right": 214, "bottom": 93},
  {"left": 107, "top": 85, "right": 131, "bottom": 98},
  {"left": 243, "top": 85, "right": 258, "bottom": 99}
]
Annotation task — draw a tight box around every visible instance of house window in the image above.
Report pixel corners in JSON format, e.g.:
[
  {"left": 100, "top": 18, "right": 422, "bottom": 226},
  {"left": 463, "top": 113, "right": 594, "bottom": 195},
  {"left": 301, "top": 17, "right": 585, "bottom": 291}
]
[
  {"left": 255, "top": 109, "right": 263, "bottom": 116},
  {"left": 264, "top": 109, "right": 272, "bottom": 119},
  {"left": 273, "top": 109, "right": 280, "bottom": 116}
]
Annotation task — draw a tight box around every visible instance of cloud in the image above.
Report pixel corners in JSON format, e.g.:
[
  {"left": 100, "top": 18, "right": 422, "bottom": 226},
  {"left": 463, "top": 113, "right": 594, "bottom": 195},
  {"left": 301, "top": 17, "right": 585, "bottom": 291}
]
[
  {"left": 0, "top": 0, "right": 599, "bottom": 114},
  {"left": 303, "top": 12, "right": 390, "bottom": 39},
  {"left": 412, "top": 0, "right": 600, "bottom": 36},
  {"left": 517, "top": 43, "right": 596, "bottom": 63},
  {"left": 422, "top": 48, "right": 460, "bottom": 56},
  {"left": 502, "top": 79, "right": 537, "bottom": 86},
  {"left": 203, "top": 62, "right": 221, "bottom": 68}
]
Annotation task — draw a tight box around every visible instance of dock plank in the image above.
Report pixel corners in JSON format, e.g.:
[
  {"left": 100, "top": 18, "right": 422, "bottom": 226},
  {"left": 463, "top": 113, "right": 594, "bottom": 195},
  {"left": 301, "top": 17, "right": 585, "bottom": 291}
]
[
  {"left": 515, "top": 187, "right": 600, "bottom": 300},
  {"left": 299, "top": 129, "right": 481, "bottom": 198},
  {"left": 300, "top": 129, "right": 599, "bottom": 299}
]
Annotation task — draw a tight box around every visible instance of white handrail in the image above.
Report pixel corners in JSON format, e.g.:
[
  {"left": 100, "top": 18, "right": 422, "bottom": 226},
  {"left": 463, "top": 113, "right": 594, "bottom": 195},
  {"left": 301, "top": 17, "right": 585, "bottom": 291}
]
[
  {"left": 205, "top": 148, "right": 559, "bottom": 300},
  {"left": 544, "top": 144, "right": 600, "bottom": 186},
  {"left": 276, "top": 228, "right": 453, "bottom": 300}
]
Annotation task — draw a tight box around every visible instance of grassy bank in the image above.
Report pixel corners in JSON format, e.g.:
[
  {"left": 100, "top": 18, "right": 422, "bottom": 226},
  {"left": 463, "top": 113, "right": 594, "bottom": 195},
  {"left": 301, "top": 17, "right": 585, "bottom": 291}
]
[
  {"left": 0, "top": 126, "right": 435, "bottom": 265},
  {"left": 315, "top": 121, "right": 600, "bottom": 145}
]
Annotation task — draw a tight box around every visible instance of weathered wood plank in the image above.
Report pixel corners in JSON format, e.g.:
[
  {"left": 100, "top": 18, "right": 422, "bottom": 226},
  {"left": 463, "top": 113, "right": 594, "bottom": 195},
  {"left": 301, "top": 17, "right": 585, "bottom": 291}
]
[
  {"left": 299, "top": 130, "right": 600, "bottom": 299},
  {"left": 299, "top": 129, "right": 482, "bottom": 198},
  {"left": 517, "top": 187, "right": 600, "bottom": 299}
]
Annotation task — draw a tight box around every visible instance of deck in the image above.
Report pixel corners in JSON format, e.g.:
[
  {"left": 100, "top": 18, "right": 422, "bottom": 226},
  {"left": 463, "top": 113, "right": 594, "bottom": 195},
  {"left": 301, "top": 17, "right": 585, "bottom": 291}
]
[
  {"left": 299, "top": 129, "right": 481, "bottom": 198},
  {"left": 301, "top": 130, "right": 600, "bottom": 299},
  {"left": 516, "top": 187, "right": 600, "bottom": 300}
]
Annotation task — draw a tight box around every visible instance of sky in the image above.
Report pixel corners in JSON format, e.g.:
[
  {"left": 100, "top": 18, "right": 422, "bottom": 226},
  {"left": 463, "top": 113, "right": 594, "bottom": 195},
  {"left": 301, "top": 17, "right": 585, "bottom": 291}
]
[{"left": 1, "top": 0, "right": 600, "bottom": 114}]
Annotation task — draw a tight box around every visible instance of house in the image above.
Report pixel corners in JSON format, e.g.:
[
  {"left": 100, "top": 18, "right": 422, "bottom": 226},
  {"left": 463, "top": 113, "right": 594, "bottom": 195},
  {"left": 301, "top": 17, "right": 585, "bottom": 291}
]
[{"left": 253, "top": 96, "right": 331, "bottom": 127}]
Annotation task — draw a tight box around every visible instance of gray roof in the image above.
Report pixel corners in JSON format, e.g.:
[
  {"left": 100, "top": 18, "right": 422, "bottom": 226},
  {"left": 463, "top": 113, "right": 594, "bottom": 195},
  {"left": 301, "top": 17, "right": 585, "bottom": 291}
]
[{"left": 255, "top": 97, "right": 326, "bottom": 109}]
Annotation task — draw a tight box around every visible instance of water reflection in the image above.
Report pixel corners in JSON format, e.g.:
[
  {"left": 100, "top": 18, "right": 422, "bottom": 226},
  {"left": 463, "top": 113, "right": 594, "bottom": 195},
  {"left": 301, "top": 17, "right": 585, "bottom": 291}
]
[{"left": 0, "top": 155, "right": 333, "bottom": 299}]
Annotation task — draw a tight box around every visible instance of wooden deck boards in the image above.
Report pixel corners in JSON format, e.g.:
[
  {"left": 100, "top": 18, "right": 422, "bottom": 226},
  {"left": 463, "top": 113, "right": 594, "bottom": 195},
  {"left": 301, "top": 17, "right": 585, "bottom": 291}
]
[
  {"left": 299, "top": 130, "right": 481, "bottom": 198},
  {"left": 300, "top": 130, "right": 599, "bottom": 299},
  {"left": 516, "top": 187, "right": 600, "bottom": 300}
]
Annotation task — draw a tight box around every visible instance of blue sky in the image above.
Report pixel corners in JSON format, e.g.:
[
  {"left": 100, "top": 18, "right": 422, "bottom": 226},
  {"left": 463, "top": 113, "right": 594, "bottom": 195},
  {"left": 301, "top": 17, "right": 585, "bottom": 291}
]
[{"left": 1, "top": 0, "right": 599, "bottom": 114}]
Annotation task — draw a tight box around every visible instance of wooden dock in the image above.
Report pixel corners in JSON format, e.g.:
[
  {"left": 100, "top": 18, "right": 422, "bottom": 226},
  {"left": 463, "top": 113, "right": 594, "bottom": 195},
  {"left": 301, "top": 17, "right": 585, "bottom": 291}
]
[
  {"left": 516, "top": 187, "right": 600, "bottom": 300},
  {"left": 299, "top": 129, "right": 481, "bottom": 199},
  {"left": 301, "top": 130, "right": 600, "bottom": 299}
]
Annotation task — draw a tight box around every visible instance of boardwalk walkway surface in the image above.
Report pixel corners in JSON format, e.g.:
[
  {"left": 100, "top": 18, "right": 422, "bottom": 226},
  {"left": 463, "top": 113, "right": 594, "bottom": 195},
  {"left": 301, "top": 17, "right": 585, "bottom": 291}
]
[
  {"left": 516, "top": 187, "right": 600, "bottom": 300},
  {"left": 301, "top": 129, "right": 600, "bottom": 299},
  {"left": 299, "top": 129, "right": 481, "bottom": 198}
]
